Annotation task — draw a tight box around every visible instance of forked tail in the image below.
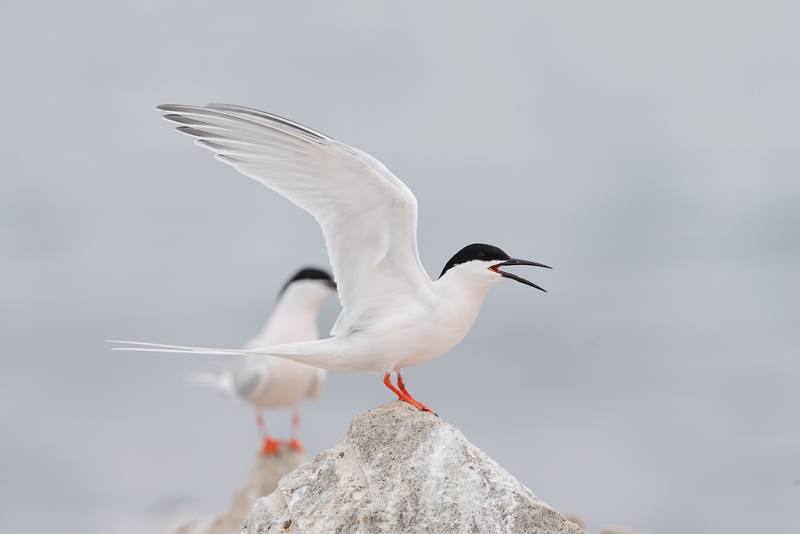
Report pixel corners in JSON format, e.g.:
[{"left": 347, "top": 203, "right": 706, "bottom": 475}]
[{"left": 109, "top": 339, "right": 343, "bottom": 371}]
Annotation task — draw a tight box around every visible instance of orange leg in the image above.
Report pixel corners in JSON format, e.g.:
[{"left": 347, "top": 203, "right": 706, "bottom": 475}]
[
  {"left": 397, "top": 372, "right": 436, "bottom": 415},
  {"left": 287, "top": 407, "right": 304, "bottom": 453},
  {"left": 256, "top": 411, "right": 267, "bottom": 437},
  {"left": 384, "top": 373, "right": 436, "bottom": 416},
  {"left": 396, "top": 372, "right": 412, "bottom": 397},
  {"left": 256, "top": 411, "right": 280, "bottom": 455}
]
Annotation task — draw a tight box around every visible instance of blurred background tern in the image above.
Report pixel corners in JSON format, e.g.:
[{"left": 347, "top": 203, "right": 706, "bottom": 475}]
[{"left": 191, "top": 267, "right": 335, "bottom": 454}]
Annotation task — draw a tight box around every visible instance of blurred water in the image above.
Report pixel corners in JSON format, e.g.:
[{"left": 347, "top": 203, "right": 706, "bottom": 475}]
[{"left": 1, "top": 2, "right": 798, "bottom": 533}]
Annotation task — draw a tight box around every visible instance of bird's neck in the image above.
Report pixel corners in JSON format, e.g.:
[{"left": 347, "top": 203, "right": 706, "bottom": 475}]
[
  {"left": 432, "top": 268, "right": 498, "bottom": 304},
  {"left": 431, "top": 273, "right": 497, "bottom": 332}
]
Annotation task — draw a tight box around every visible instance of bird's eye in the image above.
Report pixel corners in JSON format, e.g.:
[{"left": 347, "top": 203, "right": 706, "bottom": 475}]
[{"left": 477, "top": 252, "right": 487, "bottom": 261}]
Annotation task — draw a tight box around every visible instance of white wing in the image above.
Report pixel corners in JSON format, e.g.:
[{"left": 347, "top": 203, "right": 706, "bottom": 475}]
[{"left": 156, "top": 104, "right": 432, "bottom": 334}]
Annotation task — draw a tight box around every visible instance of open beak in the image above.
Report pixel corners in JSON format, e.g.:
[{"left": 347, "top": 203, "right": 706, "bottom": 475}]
[{"left": 489, "top": 258, "right": 552, "bottom": 292}]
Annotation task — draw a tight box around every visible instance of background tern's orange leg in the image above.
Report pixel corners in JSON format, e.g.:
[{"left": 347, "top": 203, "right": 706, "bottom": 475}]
[
  {"left": 288, "top": 407, "right": 304, "bottom": 453},
  {"left": 256, "top": 411, "right": 267, "bottom": 437},
  {"left": 256, "top": 411, "right": 280, "bottom": 455}
]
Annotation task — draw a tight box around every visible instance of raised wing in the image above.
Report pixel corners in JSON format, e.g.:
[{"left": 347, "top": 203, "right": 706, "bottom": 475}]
[{"left": 156, "top": 104, "right": 433, "bottom": 334}]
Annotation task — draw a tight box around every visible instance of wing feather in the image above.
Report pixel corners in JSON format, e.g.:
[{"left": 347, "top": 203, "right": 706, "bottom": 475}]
[{"left": 157, "top": 104, "right": 432, "bottom": 334}]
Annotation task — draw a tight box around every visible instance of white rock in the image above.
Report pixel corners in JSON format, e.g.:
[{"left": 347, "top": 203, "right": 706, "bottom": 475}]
[{"left": 239, "top": 401, "right": 585, "bottom": 533}]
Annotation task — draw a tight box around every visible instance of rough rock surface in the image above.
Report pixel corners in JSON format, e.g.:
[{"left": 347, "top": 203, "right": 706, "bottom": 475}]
[
  {"left": 238, "top": 401, "right": 585, "bottom": 533},
  {"left": 174, "top": 445, "right": 305, "bottom": 534}
]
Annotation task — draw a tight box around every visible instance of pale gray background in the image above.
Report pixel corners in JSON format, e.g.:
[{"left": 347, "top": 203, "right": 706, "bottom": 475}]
[{"left": 1, "top": 2, "right": 798, "bottom": 533}]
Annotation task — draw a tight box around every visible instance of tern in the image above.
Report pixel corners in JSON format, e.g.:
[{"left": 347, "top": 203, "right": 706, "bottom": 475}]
[
  {"left": 114, "top": 103, "right": 551, "bottom": 414},
  {"left": 191, "top": 267, "right": 336, "bottom": 454}
]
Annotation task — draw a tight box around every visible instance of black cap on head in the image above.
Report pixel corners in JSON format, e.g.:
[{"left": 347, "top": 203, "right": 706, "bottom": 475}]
[
  {"left": 279, "top": 267, "right": 336, "bottom": 295},
  {"left": 439, "top": 244, "right": 510, "bottom": 278}
]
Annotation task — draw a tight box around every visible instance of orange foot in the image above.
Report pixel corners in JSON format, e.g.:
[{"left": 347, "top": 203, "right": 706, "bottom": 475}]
[
  {"left": 397, "top": 374, "right": 436, "bottom": 414},
  {"left": 402, "top": 397, "right": 436, "bottom": 414},
  {"left": 384, "top": 373, "right": 438, "bottom": 416},
  {"left": 261, "top": 438, "right": 280, "bottom": 455},
  {"left": 287, "top": 438, "right": 304, "bottom": 453}
]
